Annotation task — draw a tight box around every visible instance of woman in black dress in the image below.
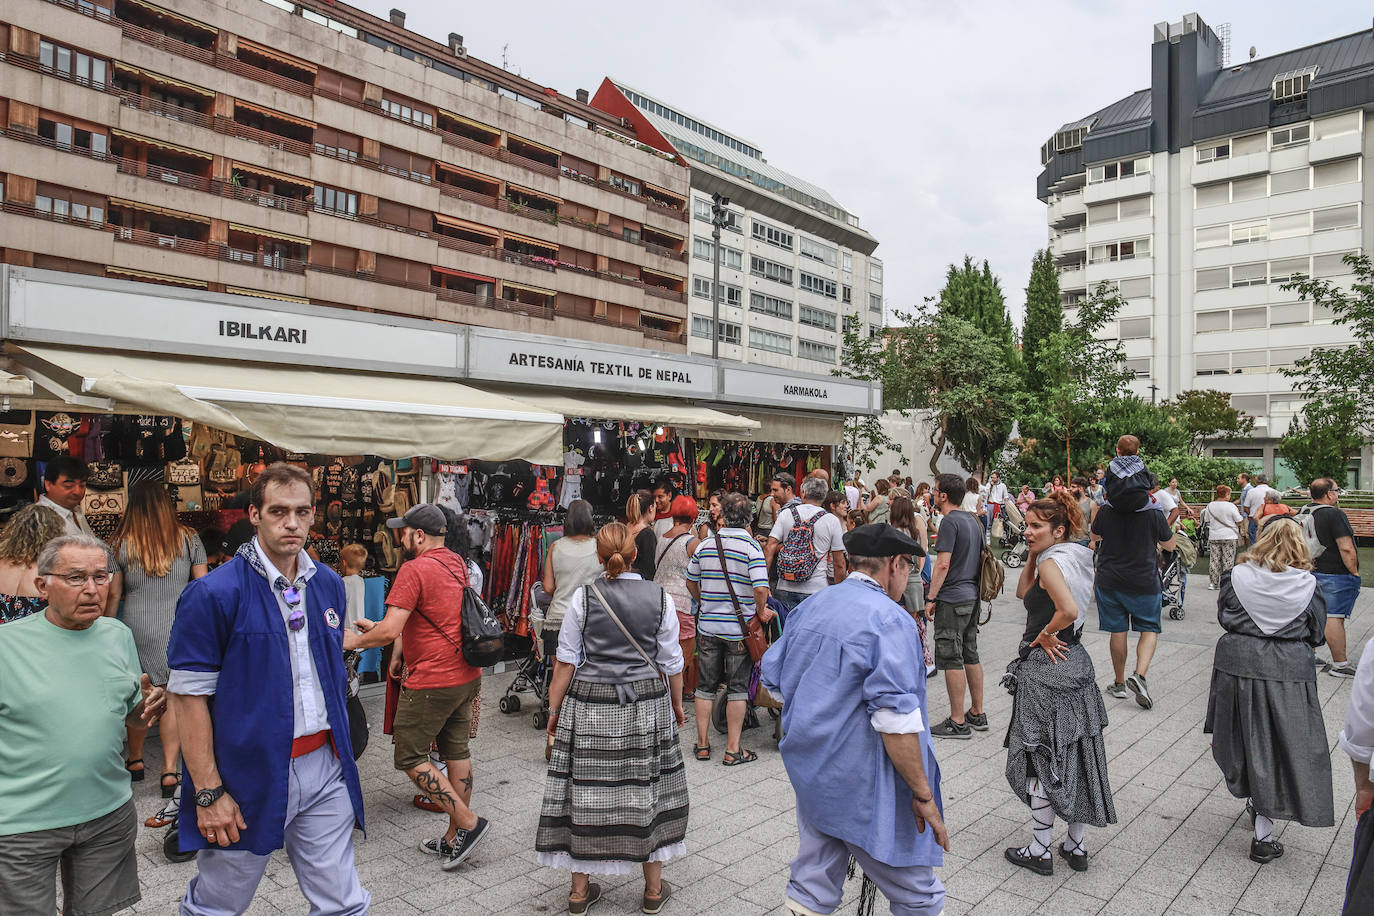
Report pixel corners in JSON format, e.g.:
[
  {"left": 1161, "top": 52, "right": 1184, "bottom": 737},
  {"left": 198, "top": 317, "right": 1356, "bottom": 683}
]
[{"left": 1205, "top": 517, "right": 1332, "bottom": 864}]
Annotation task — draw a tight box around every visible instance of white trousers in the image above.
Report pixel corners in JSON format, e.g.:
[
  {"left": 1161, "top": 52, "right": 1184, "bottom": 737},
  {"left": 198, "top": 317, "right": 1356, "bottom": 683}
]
[{"left": 786, "top": 809, "right": 944, "bottom": 916}]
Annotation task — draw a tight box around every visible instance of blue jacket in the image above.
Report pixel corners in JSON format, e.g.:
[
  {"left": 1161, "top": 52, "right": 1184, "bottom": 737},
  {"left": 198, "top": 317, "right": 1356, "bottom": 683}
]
[{"left": 168, "top": 554, "right": 365, "bottom": 854}]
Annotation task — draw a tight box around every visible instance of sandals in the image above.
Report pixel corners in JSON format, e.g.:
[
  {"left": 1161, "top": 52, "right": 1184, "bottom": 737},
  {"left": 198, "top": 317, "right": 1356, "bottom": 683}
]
[
  {"left": 161, "top": 773, "right": 180, "bottom": 799},
  {"left": 569, "top": 882, "right": 601, "bottom": 914},
  {"left": 125, "top": 759, "right": 145, "bottom": 782},
  {"left": 693, "top": 744, "right": 711, "bottom": 761},
  {"left": 722, "top": 748, "right": 758, "bottom": 766},
  {"left": 642, "top": 880, "right": 673, "bottom": 914},
  {"left": 145, "top": 796, "right": 179, "bottom": 829}
]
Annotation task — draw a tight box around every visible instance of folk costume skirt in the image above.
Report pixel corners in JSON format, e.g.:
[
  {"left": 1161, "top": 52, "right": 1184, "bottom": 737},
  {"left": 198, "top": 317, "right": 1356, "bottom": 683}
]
[{"left": 535, "top": 677, "right": 688, "bottom": 874}]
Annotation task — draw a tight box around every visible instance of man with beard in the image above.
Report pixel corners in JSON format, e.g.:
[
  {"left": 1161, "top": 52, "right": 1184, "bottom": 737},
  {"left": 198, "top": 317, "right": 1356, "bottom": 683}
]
[{"left": 344, "top": 503, "right": 489, "bottom": 870}]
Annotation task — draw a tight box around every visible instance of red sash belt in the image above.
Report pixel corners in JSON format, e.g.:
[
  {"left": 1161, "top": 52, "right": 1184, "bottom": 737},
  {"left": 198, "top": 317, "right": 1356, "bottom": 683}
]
[{"left": 291, "top": 730, "right": 332, "bottom": 758}]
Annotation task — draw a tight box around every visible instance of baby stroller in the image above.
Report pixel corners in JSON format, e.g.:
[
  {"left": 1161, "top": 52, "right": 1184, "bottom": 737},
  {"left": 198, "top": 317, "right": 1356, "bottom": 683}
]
[
  {"left": 498, "top": 584, "right": 553, "bottom": 729},
  {"left": 1000, "top": 507, "right": 1030, "bottom": 568},
  {"left": 1160, "top": 528, "right": 1198, "bottom": 621}
]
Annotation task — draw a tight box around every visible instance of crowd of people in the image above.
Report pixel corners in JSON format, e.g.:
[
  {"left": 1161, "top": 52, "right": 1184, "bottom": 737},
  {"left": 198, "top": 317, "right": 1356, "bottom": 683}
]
[{"left": 0, "top": 446, "right": 1371, "bottom": 916}]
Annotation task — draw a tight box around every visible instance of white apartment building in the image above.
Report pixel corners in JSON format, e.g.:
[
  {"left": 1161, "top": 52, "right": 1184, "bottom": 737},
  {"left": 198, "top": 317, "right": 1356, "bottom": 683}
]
[
  {"left": 593, "top": 80, "right": 883, "bottom": 373},
  {"left": 1039, "top": 13, "right": 1374, "bottom": 487}
]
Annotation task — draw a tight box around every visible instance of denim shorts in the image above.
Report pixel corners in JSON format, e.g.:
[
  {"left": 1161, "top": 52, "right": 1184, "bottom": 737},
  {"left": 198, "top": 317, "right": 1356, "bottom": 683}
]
[
  {"left": 695, "top": 633, "right": 752, "bottom": 702},
  {"left": 1096, "top": 588, "right": 1162, "bottom": 634},
  {"left": 1316, "top": 572, "right": 1362, "bottom": 619}
]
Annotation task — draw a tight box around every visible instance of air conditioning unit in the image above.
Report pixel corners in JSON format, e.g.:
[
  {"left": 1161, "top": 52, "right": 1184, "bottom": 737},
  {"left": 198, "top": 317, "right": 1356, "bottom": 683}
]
[{"left": 455, "top": 46, "right": 468, "bottom": 58}]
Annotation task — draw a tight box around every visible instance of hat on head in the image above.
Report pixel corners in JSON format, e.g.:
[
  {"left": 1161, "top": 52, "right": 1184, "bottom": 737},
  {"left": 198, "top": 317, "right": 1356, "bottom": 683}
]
[
  {"left": 843, "top": 523, "right": 925, "bottom": 558},
  {"left": 385, "top": 503, "right": 446, "bottom": 536}
]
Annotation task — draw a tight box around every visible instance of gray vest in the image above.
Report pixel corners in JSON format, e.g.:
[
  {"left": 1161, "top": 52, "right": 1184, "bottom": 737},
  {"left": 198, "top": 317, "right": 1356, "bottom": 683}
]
[{"left": 576, "top": 576, "right": 666, "bottom": 685}]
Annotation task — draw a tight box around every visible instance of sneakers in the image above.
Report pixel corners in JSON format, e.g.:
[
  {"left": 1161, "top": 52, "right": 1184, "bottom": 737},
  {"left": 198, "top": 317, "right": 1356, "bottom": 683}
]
[
  {"left": 1315, "top": 654, "right": 1333, "bottom": 671},
  {"left": 1004, "top": 846, "right": 1053, "bottom": 876},
  {"left": 965, "top": 712, "right": 990, "bottom": 732},
  {"left": 1104, "top": 682, "right": 1128, "bottom": 700},
  {"left": 1125, "top": 672, "right": 1153, "bottom": 710},
  {"left": 1250, "top": 838, "right": 1284, "bottom": 864},
  {"left": 421, "top": 817, "right": 490, "bottom": 871},
  {"left": 930, "top": 717, "right": 973, "bottom": 740},
  {"left": 1329, "top": 663, "right": 1358, "bottom": 679}
]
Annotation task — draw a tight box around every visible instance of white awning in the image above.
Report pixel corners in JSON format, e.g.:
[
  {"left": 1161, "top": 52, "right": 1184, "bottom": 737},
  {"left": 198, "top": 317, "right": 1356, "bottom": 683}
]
[
  {"left": 483, "top": 386, "right": 759, "bottom": 438},
  {"left": 0, "top": 371, "right": 33, "bottom": 397},
  {"left": 689, "top": 410, "right": 845, "bottom": 445},
  {"left": 9, "top": 346, "right": 564, "bottom": 463}
]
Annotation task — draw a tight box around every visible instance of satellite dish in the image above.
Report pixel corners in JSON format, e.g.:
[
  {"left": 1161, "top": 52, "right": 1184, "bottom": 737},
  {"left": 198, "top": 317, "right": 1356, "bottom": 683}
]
[{"left": 1249, "top": 46, "right": 1257, "bottom": 60}]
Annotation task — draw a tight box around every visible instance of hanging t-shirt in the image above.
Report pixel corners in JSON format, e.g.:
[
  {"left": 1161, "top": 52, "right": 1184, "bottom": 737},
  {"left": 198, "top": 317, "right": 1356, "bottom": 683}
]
[{"left": 559, "top": 451, "right": 586, "bottom": 509}]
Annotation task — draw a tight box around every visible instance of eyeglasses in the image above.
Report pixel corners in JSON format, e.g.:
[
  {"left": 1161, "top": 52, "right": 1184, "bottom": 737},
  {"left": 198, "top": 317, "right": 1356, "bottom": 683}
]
[
  {"left": 282, "top": 584, "right": 305, "bottom": 631},
  {"left": 52, "top": 571, "right": 113, "bottom": 587}
]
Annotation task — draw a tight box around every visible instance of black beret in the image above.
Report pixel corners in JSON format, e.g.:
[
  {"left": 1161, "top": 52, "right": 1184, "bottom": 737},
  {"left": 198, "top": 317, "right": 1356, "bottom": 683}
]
[{"left": 843, "top": 523, "right": 925, "bottom": 558}]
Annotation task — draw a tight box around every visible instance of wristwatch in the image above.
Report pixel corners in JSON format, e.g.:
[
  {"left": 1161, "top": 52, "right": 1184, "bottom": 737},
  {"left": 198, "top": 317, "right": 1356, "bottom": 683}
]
[{"left": 195, "top": 785, "right": 226, "bottom": 808}]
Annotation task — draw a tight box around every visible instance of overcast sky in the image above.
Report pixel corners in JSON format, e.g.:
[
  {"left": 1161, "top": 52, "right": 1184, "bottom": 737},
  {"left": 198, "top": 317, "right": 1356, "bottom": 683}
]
[{"left": 362, "top": 1, "right": 1366, "bottom": 327}]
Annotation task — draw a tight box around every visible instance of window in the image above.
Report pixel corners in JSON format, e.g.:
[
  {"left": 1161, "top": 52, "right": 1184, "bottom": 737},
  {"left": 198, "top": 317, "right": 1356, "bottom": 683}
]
[
  {"left": 697, "top": 202, "right": 745, "bottom": 232},
  {"left": 751, "top": 256, "right": 793, "bottom": 285},
  {"left": 1196, "top": 267, "right": 1230, "bottom": 291},
  {"left": 800, "top": 237, "right": 837, "bottom": 266},
  {"left": 1271, "top": 124, "right": 1311, "bottom": 148},
  {"left": 1231, "top": 175, "right": 1266, "bottom": 202},
  {"left": 1273, "top": 67, "right": 1317, "bottom": 103},
  {"left": 1086, "top": 155, "right": 1151, "bottom": 184},
  {"left": 693, "top": 239, "right": 742, "bottom": 270},
  {"left": 1232, "top": 351, "right": 1267, "bottom": 373},
  {"left": 1270, "top": 213, "right": 1310, "bottom": 240},
  {"left": 799, "top": 305, "right": 836, "bottom": 331},
  {"left": 691, "top": 277, "right": 742, "bottom": 306},
  {"left": 1232, "top": 133, "right": 1265, "bottom": 155},
  {"left": 1196, "top": 311, "right": 1230, "bottom": 333},
  {"left": 37, "top": 117, "right": 106, "bottom": 156},
  {"left": 1196, "top": 141, "right": 1229, "bottom": 163},
  {"left": 750, "top": 292, "right": 792, "bottom": 320},
  {"left": 1314, "top": 253, "right": 1352, "bottom": 277},
  {"left": 1118, "top": 277, "right": 1151, "bottom": 299},
  {"left": 1195, "top": 224, "right": 1229, "bottom": 249},
  {"left": 312, "top": 184, "right": 357, "bottom": 217},
  {"left": 33, "top": 183, "right": 104, "bottom": 224},
  {"left": 1055, "top": 126, "right": 1089, "bottom": 151},
  {"left": 692, "top": 276, "right": 712, "bottom": 299},
  {"left": 842, "top": 285, "right": 852, "bottom": 304},
  {"left": 1231, "top": 220, "right": 1267, "bottom": 245},
  {"left": 799, "top": 272, "right": 837, "bottom": 299},
  {"left": 798, "top": 340, "right": 837, "bottom": 363},
  {"left": 1313, "top": 205, "right": 1359, "bottom": 232},
  {"left": 751, "top": 220, "right": 793, "bottom": 251},
  {"left": 691, "top": 316, "right": 741, "bottom": 346},
  {"left": 1230, "top": 307, "right": 1265, "bottom": 330},
  {"left": 1195, "top": 181, "right": 1230, "bottom": 208},
  {"left": 869, "top": 293, "right": 883, "bottom": 313},
  {"left": 1087, "top": 202, "right": 1118, "bottom": 225},
  {"left": 1196, "top": 353, "right": 1230, "bottom": 375},
  {"left": 1124, "top": 357, "right": 1151, "bottom": 377},
  {"left": 1270, "top": 303, "right": 1309, "bottom": 325},
  {"left": 1314, "top": 158, "right": 1360, "bottom": 188},
  {"left": 381, "top": 96, "right": 434, "bottom": 129},
  {"left": 608, "top": 173, "right": 640, "bottom": 196},
  {"left": 869, "top": 262, "right": 883, "bottom": 283},
  {"left": 1232, "top": 263, "right": 1267, "bottom": 287},
  {"left": 749, "top": 328, "right": 792, "bottom": 355},
  {"left": 1269, "top": 347, "right": 1308, "bottom": 369},
  {"left": 39, "top": 40, "right": 107, "bottom": 86},
  {"left": 314, "top": 126, "right": 361, "bottom": 162},
  {"left": 842, "top": 252, "right": 852, "bottom": 273},
  {"left": 1119, "top": 196, "right": 1151, "bottom": 220},
  {"left": 1314, "top": 111, "right": 1361, "bottom": 140},
  {"left": 1269, "top": 257, "right": 1309, "bottom": 283},
  {"left": 1270, "top": 168, "right": 1309, "bottom": 195},
  {"left": 1089, "top": 238, "right": 1150, "bottom": 263},
  {"left": 1119, "top": 317, "right": 1151, "bottom": 339}
]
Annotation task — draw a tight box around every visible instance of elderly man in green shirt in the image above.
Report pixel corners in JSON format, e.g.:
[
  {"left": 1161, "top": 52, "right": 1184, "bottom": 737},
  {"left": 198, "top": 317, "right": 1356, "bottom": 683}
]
[{"left": 0, "top": 533, "right": 164, "bottom": 916}]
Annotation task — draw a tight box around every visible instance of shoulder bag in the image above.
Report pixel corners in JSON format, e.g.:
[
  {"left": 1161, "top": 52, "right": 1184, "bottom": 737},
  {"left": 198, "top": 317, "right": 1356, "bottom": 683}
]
[
  {"left": 410, "top": 557, "right": 504, "bottom": 668},
  {"left": 586, "top": 581, "right": 668, "bottom": 691},
  {"left": 713, "top": 532, "right": 768, "bottom": 663},
  {"left": 655, "top": 532, "right": 690, "bottom": 567}
]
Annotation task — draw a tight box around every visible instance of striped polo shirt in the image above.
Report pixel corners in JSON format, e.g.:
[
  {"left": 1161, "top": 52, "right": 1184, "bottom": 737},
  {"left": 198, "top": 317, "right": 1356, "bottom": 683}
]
[{"left": 685, "top": 526, "right": 770, "bottom": 640}]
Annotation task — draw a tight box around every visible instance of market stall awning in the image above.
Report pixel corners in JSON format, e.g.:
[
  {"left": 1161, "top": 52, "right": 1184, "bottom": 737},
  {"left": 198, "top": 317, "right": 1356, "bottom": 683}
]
[
  {"left": 483, "top": 387, "right": 759, "bottom": 438},
  {"left": 690, "top": 410, "right": 845, "bottom": 445},
  {"left": 0, "top": 371, "right": 33, "bottom": 397},
  {"left": 9, "top": 346, "right": 564, "bottom": 464}
]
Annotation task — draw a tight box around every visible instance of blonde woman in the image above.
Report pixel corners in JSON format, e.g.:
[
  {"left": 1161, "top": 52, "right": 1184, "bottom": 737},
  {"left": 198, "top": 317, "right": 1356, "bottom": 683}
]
[
  {"left": 0, "top": 504, "right": 66, "bottom": 623},
  {"left": 537, "top": 523, "right": 686, "bottom": 914},
  {"left": 109, "top": 481, "right": 208, "bottom": 800},
  {"left": 626, "top": 489, "right": 658, "bottom": 580},
  {"left": 1204, "top": 519, "right": 1332, "bottom": 864}
]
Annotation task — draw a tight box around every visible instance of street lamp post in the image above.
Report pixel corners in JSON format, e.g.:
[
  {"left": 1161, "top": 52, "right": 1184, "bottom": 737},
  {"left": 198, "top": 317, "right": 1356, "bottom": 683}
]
[{"left": 709, "top": 192, "right": 730, "bottom": 361}]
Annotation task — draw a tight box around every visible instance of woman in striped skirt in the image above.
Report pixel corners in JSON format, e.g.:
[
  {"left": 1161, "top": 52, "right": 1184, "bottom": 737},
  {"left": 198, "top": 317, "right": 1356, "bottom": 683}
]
[{"left": 536, "top": 522, "right": 688, "bottom": 915}]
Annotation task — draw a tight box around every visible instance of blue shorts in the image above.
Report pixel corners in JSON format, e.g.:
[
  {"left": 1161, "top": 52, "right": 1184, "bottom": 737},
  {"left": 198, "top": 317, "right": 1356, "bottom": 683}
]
[
  {"left": 1315, "top": 572, "right": 1362, "bottom": 619},
  {"left": 1096, "top": 587, "right": 1162, "bottom": 634}
]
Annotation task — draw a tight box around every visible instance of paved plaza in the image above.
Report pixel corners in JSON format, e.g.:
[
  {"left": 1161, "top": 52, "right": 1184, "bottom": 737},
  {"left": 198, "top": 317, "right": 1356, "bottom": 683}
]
[{"left": 117, "top": 574, "right": 1371, "bottom": 915}]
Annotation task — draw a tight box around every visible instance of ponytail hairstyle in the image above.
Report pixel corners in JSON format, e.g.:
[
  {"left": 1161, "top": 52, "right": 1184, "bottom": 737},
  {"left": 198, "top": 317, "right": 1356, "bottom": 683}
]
[
  {"left": 1025, "top": 490, "right": 1084, "bottom": 542},
  {"left": 626, "top": 489, "right": 654, "bottom": 526},
  {"left": 595, "top": 521, "right": 638, "bottom": 579}
]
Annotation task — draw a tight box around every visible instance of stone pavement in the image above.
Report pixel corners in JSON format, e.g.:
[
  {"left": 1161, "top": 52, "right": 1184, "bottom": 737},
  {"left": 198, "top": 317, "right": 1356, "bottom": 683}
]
[{"left": 117, "top": 574, "right": 1371, "bottom": 915}]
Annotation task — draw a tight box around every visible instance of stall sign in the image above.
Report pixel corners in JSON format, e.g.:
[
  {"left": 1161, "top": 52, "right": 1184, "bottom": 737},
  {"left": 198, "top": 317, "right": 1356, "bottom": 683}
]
[
  {"left": 719, "top": 366, "right": 875, "bottom": 414},
  {"left": 468, "top": 329, "right": 714, "bottom": 398}
]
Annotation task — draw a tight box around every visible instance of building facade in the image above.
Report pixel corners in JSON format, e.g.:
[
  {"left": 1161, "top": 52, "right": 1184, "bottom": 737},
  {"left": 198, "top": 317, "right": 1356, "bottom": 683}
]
[
  {"left": 0, "top": 0, "right": 695, "bottom": 350},
  {"left": 592, "top": 79, "right": 883, "bottom": 373},
  {"left": 1038, "top": 13, "right": 1373, "bottom": 486}
]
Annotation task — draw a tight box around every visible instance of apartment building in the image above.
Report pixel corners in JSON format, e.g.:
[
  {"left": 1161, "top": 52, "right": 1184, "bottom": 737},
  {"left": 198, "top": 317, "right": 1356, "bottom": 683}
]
[
  {"left": 1038, "top": 13, "right": 1374, "bottom": 487},
  {"left": 591, "top": 79, "right": 882, "bottom": 373},
  {"left": 0, "top": 0, "right": 694, "bottom": 350}
]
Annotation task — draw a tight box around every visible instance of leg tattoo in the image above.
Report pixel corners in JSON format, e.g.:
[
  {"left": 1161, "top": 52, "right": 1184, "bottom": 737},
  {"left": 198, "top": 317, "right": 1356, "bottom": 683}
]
[
  {"left": 410, "top": 765, "right": 459, "bottom": 813},
  {"left": 459, "top": 773, "right": 473, "bottom": 793}
]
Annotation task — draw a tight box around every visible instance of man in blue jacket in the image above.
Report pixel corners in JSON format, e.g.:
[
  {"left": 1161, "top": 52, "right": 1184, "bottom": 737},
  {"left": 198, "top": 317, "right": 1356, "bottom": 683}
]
[
  {"left": 168, "top": 463, "right": 367, "bottom": 915},
  {"left": 761, "top": 523, "right": 948, "bottom": 916}
]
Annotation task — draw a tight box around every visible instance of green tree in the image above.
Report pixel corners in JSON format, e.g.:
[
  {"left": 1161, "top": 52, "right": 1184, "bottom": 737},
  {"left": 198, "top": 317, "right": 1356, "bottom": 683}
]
[
  {"left": 1022, "top": 281, "right": 1133, "bottom": 480},
  {"left": 1278, "top": 396, "right": 1364, "bottom": 485},
  {"left": 1164, "top": 389, "right": 1256, "bottom": 455},
  {"left": 1021, "top": 249, "right": 1062, "bottom": 392},
  {"left": 1280, "top": 253, "right": 1374, "bottom": 435},
  {"left": 842, "top": 415, "right": 902, "bottom": 477}
]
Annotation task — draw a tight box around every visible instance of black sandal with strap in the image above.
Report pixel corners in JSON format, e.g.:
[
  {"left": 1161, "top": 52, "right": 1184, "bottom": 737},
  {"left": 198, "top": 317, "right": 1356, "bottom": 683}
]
[
  {"left": 722, "top": 748, "right": 758, "bottom": 766},
  {"left": 125, "top": 759, "right": 145, "bottom": 782},
  {"left": 693, "top": 744, "right": 711, "bottom": 761},
  {"left": 161, "top": 772, "right": 179, "bottom": 798}
]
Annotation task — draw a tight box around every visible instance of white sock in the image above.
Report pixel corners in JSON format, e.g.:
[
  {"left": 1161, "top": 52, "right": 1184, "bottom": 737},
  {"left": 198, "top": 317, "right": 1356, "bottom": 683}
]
[
  {"left": 1255, "top": 813, "right": 1275, "bottom": 843},
  {"left": 1024, "top": 779, "right": 1054, "bottom": 858},
  {"left": 1063, "top": 822, "right": 1087, "bottom": 855}
]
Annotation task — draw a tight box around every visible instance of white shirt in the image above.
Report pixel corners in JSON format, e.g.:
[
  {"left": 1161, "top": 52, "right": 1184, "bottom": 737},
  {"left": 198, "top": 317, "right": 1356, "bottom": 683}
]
[
  {"left": 1202, "top": 501, "right": 1243, "bottom": 540},
  {"left": 768, "top": 503, "right": 845, "bottom": 595},
  {"left": 1340, "top": 637, "right": 1374, "bottom": 764},
  {"left": 986, "top": 482, "right": 1009, "bottom": 505},
  {"left": 846, "top": 571, "right": 926, "bottom": 736},
  {"left": 37, "top": 494, "right": 92, "bottom": 537},
  {"left": 844, "top": 485, "right": 860, "bottom": 511},
  {"left": 1154, "top": 488, "right": 1177, "bottom": 517},
  {"left": 960, "top": 493, "right": 982, "bottom": 515},
  {"left": 1243, "top": 485, "right": 1273, "bottom": 518},
  {"left": 253, "top": 539, "right": 330, "bottom": 739},
  {"left": 554, "top": 573, "right": 684, "bottom": 675}
]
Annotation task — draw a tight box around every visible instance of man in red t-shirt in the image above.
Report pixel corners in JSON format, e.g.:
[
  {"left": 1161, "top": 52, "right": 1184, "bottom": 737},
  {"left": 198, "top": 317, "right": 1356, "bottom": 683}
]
[{"left": 344, "top": 503, "right": 488, "bottom": 870}]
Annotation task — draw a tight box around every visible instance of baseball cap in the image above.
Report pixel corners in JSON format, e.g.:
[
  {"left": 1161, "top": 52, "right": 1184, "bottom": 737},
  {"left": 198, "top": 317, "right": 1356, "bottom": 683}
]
[{"left": 385, "top": 503, "right": 447, "bottom": 536}]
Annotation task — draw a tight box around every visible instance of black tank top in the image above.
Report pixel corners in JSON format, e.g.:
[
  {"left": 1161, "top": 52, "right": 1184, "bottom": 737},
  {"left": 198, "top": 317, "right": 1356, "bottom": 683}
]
[{"left": 1022, "top": 579, "right": 1080, "bottom": 645}]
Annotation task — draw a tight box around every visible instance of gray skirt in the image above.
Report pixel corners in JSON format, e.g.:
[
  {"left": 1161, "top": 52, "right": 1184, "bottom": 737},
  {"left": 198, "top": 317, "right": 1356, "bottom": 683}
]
[
  {"left": 536, "top": 677, "right": 688, "bottom": 865},
  {"left": 1005, "top": 642, "right": 1117, "bottom": 827},
  {"left": 1205, "top": 666, "right": 1334, "bottom": 826}
]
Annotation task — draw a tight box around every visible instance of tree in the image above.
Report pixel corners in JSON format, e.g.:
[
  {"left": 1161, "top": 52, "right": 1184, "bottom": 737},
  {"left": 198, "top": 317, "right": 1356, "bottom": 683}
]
[
  {"left": 842, "top": 415, "right": 902, "bottom": 478},
  {"left": 1278, "top": 396, "right": 1363, "bottom": 486},
  {"left": 1280, "top": 253, "right": 1374, "bottom": 435},
  {"left": 1021, "top": 281, "right": 1133, "bottom": 480},
  {"left": 1021, "top": 249, "right": 1062, "bottom": 392},
  {"left": 1164, "top": 389, "right": 1256, "bottom": 455}
]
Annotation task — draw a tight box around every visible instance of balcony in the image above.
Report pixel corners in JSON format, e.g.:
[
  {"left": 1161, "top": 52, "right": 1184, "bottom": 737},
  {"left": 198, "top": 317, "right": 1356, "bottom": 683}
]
[
  {"left": 1048, "top": 190, "right": 1085, "bottom": 227},
  {"left": 224, "top": 103, "right": 313, "bottom": 157},
  {"left": 1058, "top": 263, "right": 1087, "bottom": 291},
  {"left": 1051, "top": 226, "right": 1086, "bottom": 260}
]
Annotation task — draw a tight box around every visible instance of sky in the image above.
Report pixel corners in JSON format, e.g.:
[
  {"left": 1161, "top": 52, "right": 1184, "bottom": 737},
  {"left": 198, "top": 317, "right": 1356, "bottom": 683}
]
[{"left": 358, "top": 1, "right": 1367, "bottom": 328}]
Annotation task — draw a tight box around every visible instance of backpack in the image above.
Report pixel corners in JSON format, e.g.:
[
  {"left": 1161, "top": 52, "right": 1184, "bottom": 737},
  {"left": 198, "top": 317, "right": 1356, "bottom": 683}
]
[
  {"left": 978, "top": 541, "right": 1004, "bottom": 604},
  {"left": 1297, "top": 504, "right": 1333, "bottom": 560},
  {"left": 419, "top": 558, "right": 505, "bottom": 668},
  {"left": 777, "top": 506, "right": 825, "bottom": 583}
]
